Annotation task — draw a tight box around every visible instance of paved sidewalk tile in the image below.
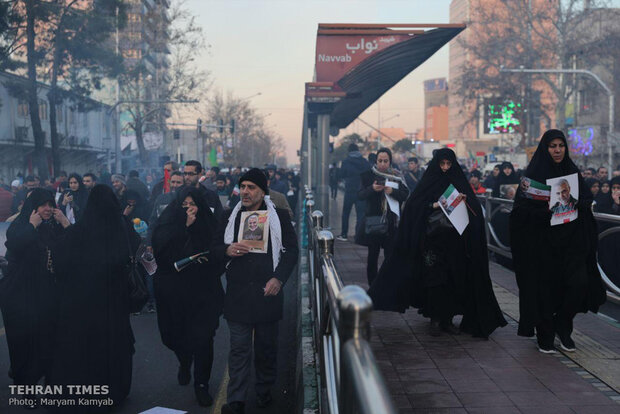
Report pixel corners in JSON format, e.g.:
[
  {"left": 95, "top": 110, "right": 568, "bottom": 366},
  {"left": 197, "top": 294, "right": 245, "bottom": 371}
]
[{"left": 328, "top": 232, "right": 620, "bottom": 413}]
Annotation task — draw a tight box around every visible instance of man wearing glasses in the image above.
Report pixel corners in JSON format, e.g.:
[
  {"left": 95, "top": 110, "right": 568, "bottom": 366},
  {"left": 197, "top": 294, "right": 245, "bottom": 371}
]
[{"left": 183, "top": 160, "right": 224, "bottom": 220}]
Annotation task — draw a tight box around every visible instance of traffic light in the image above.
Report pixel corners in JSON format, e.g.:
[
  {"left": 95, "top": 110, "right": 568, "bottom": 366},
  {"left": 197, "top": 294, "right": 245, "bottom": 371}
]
[
  {"left": 197, "top": 119, "right": 202, "bottom": 134},
  {"left": 230, "top": 119, "right": 235, "bottom": 134},
  {"left": 218, "top": 119, "right": 224, "bottom": 134},
  {"left": 173, "top": 129, "right": 180, "bottom": 140}
]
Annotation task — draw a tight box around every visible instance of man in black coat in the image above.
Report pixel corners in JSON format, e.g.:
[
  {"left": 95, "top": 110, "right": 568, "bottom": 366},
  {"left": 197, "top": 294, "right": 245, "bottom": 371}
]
[
  {"left": 213, "top": 168, "right": 298, "bottom": 414},
  {"left": 183, "top": 160, "right": 224, "bottom": 221},
  {"left": 337, "top": 143, "right": 371, "bottom": 241}
]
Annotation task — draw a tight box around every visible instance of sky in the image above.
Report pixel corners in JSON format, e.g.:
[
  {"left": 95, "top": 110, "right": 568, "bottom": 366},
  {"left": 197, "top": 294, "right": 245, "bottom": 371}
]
[{"left": 184, "top": 0, "right": 455, "bottom": 164}]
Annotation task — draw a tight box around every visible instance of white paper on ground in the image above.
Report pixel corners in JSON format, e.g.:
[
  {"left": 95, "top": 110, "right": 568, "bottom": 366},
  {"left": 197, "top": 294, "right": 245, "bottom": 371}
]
[{"left": 139, "top": 407, "right": 187, "bottom": 414}]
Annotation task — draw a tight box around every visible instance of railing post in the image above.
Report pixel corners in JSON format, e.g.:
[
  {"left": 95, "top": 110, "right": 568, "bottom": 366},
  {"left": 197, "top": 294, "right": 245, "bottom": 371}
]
[
  {"left": 317, "top": 229, "right": 334, "bottom": 256},
  {"left": 337, "top": 285, "right": 373, "bottom": 414},
  {"left": 312, "top": 210, "right": 324, "bottom": 230}
]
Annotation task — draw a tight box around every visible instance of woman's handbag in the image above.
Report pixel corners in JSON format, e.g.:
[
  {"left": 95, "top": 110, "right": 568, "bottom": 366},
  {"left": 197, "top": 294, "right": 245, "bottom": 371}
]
[
  {"left": 123, "top": 220, "right": 149, "bottom": 313},
  {"left": 365, "top": 213, "right": 388, "bottom": 236},
  {"left": 426, "top": 209, "right": 453, "bottom": 236}
]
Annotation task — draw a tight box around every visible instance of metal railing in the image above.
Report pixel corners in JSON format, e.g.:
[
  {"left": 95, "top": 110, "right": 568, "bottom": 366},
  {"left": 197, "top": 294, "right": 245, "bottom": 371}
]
[
  {"left": 477, "top": 194, "right": 620, "bottom": 303},
  {"left": 303, "top": 186, "right": 397, "bottom": 414}
]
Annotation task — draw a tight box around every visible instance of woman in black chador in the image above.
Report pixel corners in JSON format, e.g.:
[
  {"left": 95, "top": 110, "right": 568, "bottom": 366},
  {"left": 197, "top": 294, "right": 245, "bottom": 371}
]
[
  {"left": 369, "top": 149, "right": 506, "bottom": 337},
  {"left": 0, "top": 189, "right": 69, "bottom": 393},
  {"left": 492, "top": 161, "right": 520, "bottom": 198},
  {"left": 48, "top": 185, "right": 140, "bottom": 411},
  {"left": 152, "top": 186, "right": 224, "bottom": 407},
  {"left": 509, "top": 129, "right": 606, "bottom": 353}
]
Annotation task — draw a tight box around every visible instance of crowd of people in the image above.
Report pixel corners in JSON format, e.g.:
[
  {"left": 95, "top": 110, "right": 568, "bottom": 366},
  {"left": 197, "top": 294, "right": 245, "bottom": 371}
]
[
  {"left": 335, "top": 130, "right": 611, "bottom": 348},
  {"left": 0, "top": 128, "right": 617, "bottom": 413},
  {"left": 0, "top": 161, "right": 300, "bottom": 414}
]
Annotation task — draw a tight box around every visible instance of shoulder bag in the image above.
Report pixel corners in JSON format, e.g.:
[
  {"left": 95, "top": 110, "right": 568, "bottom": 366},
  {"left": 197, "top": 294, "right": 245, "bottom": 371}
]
[{"left": 426, "top": 208, "right": 453, "bottom": 236}]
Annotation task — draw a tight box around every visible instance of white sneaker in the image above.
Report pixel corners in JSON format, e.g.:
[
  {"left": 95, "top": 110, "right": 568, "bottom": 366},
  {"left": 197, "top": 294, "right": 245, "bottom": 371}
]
[
  {"left": 336, "top": 236, "right": 348, "bottom": 241},
  {"left": 538, "top": 346, "right": 557, "bottom": 354}
]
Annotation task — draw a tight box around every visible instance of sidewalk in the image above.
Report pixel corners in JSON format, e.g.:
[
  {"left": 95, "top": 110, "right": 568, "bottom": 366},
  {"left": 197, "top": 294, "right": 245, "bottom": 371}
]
[{"left": 326, "top": 193, "right": 620, "bottom": 413}]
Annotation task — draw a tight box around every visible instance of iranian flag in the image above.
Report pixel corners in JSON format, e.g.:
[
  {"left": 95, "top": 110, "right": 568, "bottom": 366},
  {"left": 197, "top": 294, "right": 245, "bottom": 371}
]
[{"left": 521, "top": 177, "right": 551, "bottom": 201}]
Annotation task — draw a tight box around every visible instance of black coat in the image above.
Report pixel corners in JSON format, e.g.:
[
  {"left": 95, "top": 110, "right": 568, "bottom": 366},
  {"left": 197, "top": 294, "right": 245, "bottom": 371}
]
[
  {"left": 212, "top": 204, "right": 298, "bottom": 323},
  {"left": 0, "top": 189, "right": 65, "bottom": 385},
  {"left": 48, "top": 185, "right": 140, "bottom": 411},
  {"left": 509, "top": 130, "right": 606, "bottom": 337},
  {"left": 152, "top": 187, "right": 224, "bottom": 354},
  {"left": 338, "top": 152, "right": 371, "bottom": 194},
  {"left": 368, "top": 149, "right": 507, "bottom": 338},
  {"left": 356, "top": 169, "right": 408, "bottom": 245}
]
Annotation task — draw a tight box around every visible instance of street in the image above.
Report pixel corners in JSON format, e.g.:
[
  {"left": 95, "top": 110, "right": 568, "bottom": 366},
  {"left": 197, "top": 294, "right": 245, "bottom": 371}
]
[{"left": 0, "top": 270, "right": 300, "bottom": 414}]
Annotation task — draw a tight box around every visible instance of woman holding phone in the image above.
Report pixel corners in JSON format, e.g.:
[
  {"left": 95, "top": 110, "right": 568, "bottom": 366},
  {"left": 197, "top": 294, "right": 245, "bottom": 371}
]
[{"left": 357, "top": 148, "right": 409, "bottom": 285}]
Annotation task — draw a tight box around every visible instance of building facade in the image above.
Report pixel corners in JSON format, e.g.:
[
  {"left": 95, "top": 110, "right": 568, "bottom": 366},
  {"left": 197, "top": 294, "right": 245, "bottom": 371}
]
[{"left": 0, "top": 72, "right": 116, "bottom": 181}]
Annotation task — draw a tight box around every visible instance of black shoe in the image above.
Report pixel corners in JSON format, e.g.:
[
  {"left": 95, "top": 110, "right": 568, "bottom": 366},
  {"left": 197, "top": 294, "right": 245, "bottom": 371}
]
[
  {"left": 221, "top": 401, "right": 245, "bottom": 414},
  {"left": 556, "top": 333, "right": 576, "bottom": 352},
  {"left": 440, "top": 321, "right": 461, "bottom": 335},
  {"left": 194, "top": 384, "right": 213, "bottom": 407},
  {"left": 177, "top": 364, "right": 191, "bottom": 386},
  {"left": 256, "top": 392, "right": 273, "bottom": 408},
  {"left": 429, "top": 320, "right": 441, "bottom": 337}
]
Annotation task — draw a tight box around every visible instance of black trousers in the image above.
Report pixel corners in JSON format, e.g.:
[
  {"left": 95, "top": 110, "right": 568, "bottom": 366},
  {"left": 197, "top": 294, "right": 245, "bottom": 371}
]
[
  {"left": 536, "top": 262, "right": 587, "bottom": 347},
  {"left": 367, "top": 236, "right": 394, "bottom": 286},
  {"left": 174, "top": 335, "right": 214, "bottom": 386},
  {"left": 330, "top": 184, "right": 338, "bottom": 199},
  {"left": 226, "top": 320, "right": 279, "bottom": 403}
]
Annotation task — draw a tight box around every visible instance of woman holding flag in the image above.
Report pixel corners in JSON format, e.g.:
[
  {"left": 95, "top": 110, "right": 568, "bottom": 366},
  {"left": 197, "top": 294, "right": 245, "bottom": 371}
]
[
  {"left": 369, "top": 148, "right": 506, "bottom": 338},
  {"left": 509, "top": 129, "right": 605, "bottom": 353}
]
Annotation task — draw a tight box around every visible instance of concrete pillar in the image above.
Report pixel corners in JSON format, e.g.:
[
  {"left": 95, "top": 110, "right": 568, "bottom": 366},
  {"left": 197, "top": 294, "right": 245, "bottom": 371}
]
[{"left": 317, "top": 113, "right": 330, "bottom": 226}]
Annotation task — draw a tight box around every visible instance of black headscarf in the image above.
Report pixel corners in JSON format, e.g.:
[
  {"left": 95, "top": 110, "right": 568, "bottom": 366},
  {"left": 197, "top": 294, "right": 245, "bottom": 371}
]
[
  {"left": 520, "top": 129, "right": 591, "bottom": 202},
  {"left": 153, "top": 186, "right": 218, "bottom": 271},
  {"left": 397, "top": 148, "right": 482, "bottom": 252},
  {"left": 598, "top": 176, "right": 620, "bottom": 213},
  {"left": 66, "top": 173, "right": 88, "bottom": 220},
  {"left": 13, "top": 188, "right": 56, "bottom": 225},
  {"left": 492, "top": 162, "right": 520, "bottom": 197},
  {"left": 67, "top": 184, "right": 133, "bottom": 264},
  {"left": 10, "top": 188, "right": 61, "bottom": 246},
  {"left": 369, "top": 148, "right": 506, "bottom": 337}
]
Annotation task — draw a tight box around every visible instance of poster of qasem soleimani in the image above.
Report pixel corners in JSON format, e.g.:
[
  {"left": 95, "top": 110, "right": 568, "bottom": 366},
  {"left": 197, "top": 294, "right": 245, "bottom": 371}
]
[
  {"left": 547, "top": 173, "right": 579, "bottom": 226},
  {"left": 238, "top": 210, "right": 269, "bottom": 253}
]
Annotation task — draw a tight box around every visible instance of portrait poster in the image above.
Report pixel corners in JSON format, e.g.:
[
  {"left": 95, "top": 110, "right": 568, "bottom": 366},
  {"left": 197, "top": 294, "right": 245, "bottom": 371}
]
[
  {"left": 438, "top": 184, "right": 469, "bottom": 235},
  {"left": 238, "top": 210, "right": 269, "bottom": 253},
  {"left": 499, "top": 184, "right": 519, "bottom": 200},
  {"left": 546, "top": 173, "right": 579, "bottom": 226},
  {"left": 520, "top": 177, "right": 551, "bottom": 201}
]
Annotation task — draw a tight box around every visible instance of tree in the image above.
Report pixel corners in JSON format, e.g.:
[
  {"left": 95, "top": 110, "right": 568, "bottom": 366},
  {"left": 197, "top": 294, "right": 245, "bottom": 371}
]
[
  {"left": 392, "top": 138, "right": 413, "bottom": 153},
  {"left": 453, "top": 0, "right": 619, "bottom": 148},
  {"left": 2, "top": 1, "right": 124, "bottom": 179},
  {"left": 203, "top": 91, "right": 280, "bottom": 167},
  {"left": 120, "top": 0, "right": 210, "bottom": 167},
  {"left": 45, "top": 0, "right": 125, "bottom": 176}
]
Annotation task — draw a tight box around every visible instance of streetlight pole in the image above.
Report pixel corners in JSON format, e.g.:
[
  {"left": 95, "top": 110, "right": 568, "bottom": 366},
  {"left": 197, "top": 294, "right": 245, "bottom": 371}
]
[{"left": 500, "top": 67, "right": 615, "bottom": 178}]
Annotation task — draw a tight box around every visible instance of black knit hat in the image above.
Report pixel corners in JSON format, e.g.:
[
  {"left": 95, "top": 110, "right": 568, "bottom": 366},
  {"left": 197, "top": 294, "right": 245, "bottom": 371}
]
[{"left": 239, "top": 168, "right": 269, "bottom": 195}]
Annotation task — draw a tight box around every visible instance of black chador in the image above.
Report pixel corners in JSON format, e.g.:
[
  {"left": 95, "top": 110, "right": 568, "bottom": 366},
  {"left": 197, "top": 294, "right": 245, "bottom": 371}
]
[
  {"left": 509, "top": 129, "right": 605, "bottom": 352},
  {"left": 48, "top": 185, "right": 140, "bottom": 411},
  {"left": 0, "top": 189, "right": 65, "bottom": 386},
  {"left": 368, "top": 149, "right": 507, "bottom": 338},
  {"left": 152, "top": 187, "right": 224, "bottom": 406}
]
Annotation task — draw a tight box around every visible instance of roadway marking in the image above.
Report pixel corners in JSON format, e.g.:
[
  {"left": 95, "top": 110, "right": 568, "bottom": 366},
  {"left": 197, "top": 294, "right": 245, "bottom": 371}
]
[{"left": 212, "top": 364, "right": 229, "bottom": 413}]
